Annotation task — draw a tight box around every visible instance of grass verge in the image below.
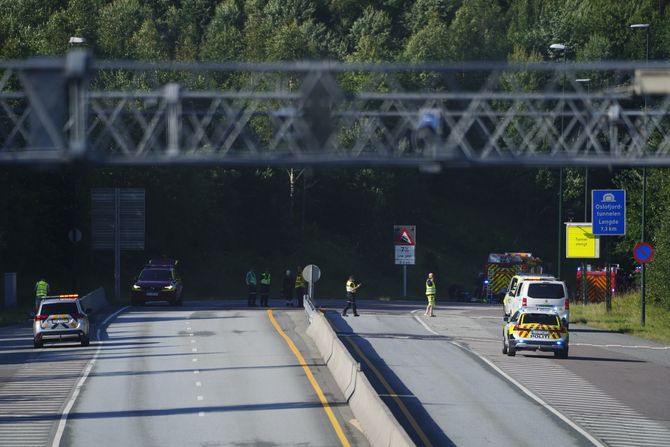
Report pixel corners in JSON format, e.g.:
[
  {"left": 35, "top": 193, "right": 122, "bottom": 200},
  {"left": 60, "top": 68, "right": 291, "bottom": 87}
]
[
  {"left": 571, "top": 291, "right": 670, "bottom": 344},
  {"left": 0, "top": 306, "right": 32, "bottom": 327}
]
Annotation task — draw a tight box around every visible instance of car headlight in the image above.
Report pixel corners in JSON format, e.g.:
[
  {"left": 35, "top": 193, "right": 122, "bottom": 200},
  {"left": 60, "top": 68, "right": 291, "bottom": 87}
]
[
  {"left": 163, "top": 284, "right": 175, "bottom": 291},
  {"left": 132, "top": 284, "right": 141, "bottom": 291}
]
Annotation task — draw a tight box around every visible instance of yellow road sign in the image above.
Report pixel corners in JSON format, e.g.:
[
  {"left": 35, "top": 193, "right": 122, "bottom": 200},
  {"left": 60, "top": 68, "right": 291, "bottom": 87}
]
[{"left": 566, "top": 223, "right": 600, "bottom": 258}]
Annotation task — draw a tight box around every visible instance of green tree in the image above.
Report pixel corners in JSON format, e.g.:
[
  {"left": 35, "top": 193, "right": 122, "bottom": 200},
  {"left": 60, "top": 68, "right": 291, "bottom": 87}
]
[
  {"left": 448, "top": 0, "right": 508, "bottom": 61},
  {"left": 131, "top": 18, "right": 169, "bottom": 60},
  {"left": 98, "top": 0, "right": 144, "bottom": 58},
  {"left": 345, "top": 6, "right": 394, "bottom": 62},
  {"left": 200, "top": 0, "right": 244, "bottom": 61}
]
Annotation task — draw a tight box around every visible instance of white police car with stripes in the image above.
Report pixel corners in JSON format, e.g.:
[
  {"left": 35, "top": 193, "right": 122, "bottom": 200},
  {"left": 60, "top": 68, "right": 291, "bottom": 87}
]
[{"left": 33, "top": 296, "right": 91, "bottom": 348}]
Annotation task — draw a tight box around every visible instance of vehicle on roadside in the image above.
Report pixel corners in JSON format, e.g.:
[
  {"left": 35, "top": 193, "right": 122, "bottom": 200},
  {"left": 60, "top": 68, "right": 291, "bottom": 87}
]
[
  {"left": 33, "top": 296, "right": 91, "bottom": 348},
  {"left": 505, "top": 278, "right": 569, "bottom": 326},
  {"left": 503, "top": 307, "right": 569, "bottom": 358},
  {"left": 131, "top": 259, "right": 183, "bottom": 306},
  {"left": 503, "top": 273, "right": 556, "bottom": 316},
  {"left": 481, "top": 252, "right": 544, "bottom": 303}
]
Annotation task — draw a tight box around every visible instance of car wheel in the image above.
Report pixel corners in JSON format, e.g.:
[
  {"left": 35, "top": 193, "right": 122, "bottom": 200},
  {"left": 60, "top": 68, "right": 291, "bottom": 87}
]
[
  {"left": 555, "top": 347, "right": 568, "bottom": 359},
  {"left": 80, "top": 334, "right": 90, "bottom": 347},
  {"left": 502, "top": 331, "right": 508, "bottom": 354},
  {"left": 507, "top": 343, "right": 516, "bottom": 357},
  {"left": 33, "top": 339, "right": 43, "bottom": 349}
]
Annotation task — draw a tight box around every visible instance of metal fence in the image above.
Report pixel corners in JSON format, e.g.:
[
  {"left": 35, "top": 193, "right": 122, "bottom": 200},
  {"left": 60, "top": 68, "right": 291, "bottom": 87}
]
[{"left": 1, "top": 50, "right": 669, "bottom": 167}]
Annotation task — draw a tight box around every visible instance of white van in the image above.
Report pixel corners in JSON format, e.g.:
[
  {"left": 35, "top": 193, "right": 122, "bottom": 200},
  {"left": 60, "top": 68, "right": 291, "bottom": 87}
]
[
  {"left": 506, "top": 279, "right": 569, "bottom": 326},
  {"left": 503, "top": 274, "right": 556, "bottom": 316}
]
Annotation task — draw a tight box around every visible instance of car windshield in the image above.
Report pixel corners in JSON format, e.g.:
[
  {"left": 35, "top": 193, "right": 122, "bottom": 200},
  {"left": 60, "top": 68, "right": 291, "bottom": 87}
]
[
  {"left": 522, "top": 313, "right": 560, "bottom": 326},
  {"left": 527, "top": 283, "right": 564, "bottom": 299},
  {"left": 41, "top": 302, "right": 78, "bottom": 315},
  {"left": 139, "top": 269, "right": 173, "bottom": 281}
]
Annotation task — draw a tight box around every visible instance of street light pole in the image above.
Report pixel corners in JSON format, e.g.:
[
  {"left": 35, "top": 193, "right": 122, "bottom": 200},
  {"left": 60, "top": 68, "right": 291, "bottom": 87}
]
[
  {"left": 576, "top": 78, "right": 591, "bottom": 222},
  {"left": 576, "top": 77, "right": 591, "bottom": 305},
  {"left": 550, "top": 43, "right": 567, "bottom": 279},
  {"left": 630, "top": 23, "right": 649, "bottom": 325}
]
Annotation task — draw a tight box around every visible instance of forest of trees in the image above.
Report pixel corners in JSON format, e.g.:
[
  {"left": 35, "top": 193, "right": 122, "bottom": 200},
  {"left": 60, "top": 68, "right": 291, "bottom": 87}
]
[{"left": 1, "top": 0, "right": 670, "bottom": 307}]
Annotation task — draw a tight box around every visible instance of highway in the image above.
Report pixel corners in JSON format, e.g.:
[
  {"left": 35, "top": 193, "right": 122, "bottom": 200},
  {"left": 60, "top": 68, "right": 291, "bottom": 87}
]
[
  {"left": 319, "top": 299, "right": 670, "bottom": 447},
  {"left": 2, "top": 299, "right": 670, "bottom": 446},
  {"left": 0, "top": 302, "right": 367, "bottom": 447}
]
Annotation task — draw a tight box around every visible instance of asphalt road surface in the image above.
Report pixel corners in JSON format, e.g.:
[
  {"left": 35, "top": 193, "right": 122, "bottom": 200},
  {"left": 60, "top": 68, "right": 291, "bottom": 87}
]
[
  {"left": 0, "top": 302, "right": 368, "bottom": 447},
  {"left": 3, "top": 298, "right": 669, "bottom": 447},
  {"left": 319, "top": 298, "right": 670, "bottom": 447}
]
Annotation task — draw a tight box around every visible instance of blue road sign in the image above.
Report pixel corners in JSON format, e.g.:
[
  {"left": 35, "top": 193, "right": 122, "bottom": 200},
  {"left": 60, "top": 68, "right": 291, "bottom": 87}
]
[
  {"left": 633, "top": 242, "right": 654, "bottom": 263},
  {"left": 592, "top": 189, "right": 626, "bottom": 235}
]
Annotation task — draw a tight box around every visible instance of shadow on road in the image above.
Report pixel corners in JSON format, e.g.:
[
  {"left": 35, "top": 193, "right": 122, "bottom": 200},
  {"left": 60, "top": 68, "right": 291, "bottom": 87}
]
[{"left": 330, "top": 311, "right": 455, "bottom": 447}]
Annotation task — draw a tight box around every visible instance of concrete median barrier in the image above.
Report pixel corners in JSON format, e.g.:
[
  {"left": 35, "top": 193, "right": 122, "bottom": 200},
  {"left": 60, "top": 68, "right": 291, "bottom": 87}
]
[
  {"left": 306, "top": 312, "right": 414, "bottom": 447},
  {"left": 80, "top": 287, "right": 108, "bottom": 314}
]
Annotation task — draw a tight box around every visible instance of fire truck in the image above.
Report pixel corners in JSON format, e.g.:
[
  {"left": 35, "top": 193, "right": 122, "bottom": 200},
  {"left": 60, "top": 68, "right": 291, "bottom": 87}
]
[
  {"left": 482, "top": 253, "right": 544, "bottom": 302},
  {"left": 575, "top": 265, "right": 619, "bottom": 303}
]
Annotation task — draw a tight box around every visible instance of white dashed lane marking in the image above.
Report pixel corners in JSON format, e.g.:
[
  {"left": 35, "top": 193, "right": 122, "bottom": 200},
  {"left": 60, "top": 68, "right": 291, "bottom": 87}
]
[{"left": 419, "top": 315, "right": 670, "bottom": 447}]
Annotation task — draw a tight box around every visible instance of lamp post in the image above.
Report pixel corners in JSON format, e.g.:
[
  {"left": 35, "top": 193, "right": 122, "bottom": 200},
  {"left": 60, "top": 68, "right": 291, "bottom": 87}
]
[
  {"left": 550, "top": 43, "right": 567, "bottom": 279},
  {"left": 630, "top": 23, "right": 650, "bottom": 325},
  {"left": 576, "top": 78, "right": 591, "bottom": 222},
  {"left": 576, "top": 77, "right": 591, "bottom": 305}
]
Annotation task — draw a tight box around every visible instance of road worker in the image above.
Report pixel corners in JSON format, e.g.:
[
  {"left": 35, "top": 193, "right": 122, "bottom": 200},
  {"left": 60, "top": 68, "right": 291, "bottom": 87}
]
[
  {"left": 260, "top": 268, "right": 271, "bottom": 307},
  {"left": 342, "top": 275, "right": 361, "bottom": 317},
  {"left": 34, "top": 278, "right": 50, "bottom": 310},
  {"left": 295, "top": 266, "right": 305, "bottom": 308},
  {"left": 425, "top": 272, "right": 436, "bottom": 317}
]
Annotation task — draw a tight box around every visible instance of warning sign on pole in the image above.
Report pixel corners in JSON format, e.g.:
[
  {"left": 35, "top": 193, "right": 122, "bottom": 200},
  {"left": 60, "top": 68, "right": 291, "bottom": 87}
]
[
  {"left": 566, "top": 223, "right": 600, "bottom": 258},
  {"left": 394, "top": 225, "right": 416, "bottom": 265}
]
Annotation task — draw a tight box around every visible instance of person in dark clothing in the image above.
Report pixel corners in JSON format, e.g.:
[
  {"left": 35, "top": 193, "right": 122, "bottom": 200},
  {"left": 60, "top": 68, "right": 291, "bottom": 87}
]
[
  {"left": 245, "top": 267, "right": 257, "bottom": 307},
  {"left": 342, "top": 275, "right": 361, "bottom": 317},
  {"left": 295, "top": 266, "right": 305, "bottom": 308},
  {"left": 282, "top": 270, "right": 294, "bottom": 307}
]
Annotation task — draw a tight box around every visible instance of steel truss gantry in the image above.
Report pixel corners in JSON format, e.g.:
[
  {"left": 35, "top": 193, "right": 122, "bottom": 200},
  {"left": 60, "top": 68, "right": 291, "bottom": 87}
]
[{"left": 1, "top": 50, "right": 669, "bottom": 167}]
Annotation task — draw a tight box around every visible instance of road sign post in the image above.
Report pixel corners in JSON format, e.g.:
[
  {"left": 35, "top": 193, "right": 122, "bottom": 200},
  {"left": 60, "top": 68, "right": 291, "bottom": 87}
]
[
  {"left": 92, "top": 188, "right": 146, "bottom": 301},
  {"left": 591, "top": 190, "right": 625, "bottom": 313},
  {"left": 302, "top": 265, "right": 321, "bottom": 320},
  {"left": 634, "top": 242, "right": 654, "bottom": 326},
  {"left": 592, "top": 190, "right": 626, "bottom": 235},
  {"left": 394, "top": 225, "right": 416, "bottom": 297}
]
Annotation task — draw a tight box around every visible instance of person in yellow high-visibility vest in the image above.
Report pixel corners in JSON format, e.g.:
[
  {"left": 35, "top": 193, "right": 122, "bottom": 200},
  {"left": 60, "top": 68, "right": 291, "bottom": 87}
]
[
  {"left": 342, "top": 275, "right": 361, "bottom": 317},
  {"left": 425, "top": 272, "right": 436, "bottom": 317},
  {"left": 260, "top": 268, "right": 271, "bottom": 307},
  {"left": 34, "top": 278, "right": 50, "bottom": 310},
  {"left": 295, "top": 266, "right": 306, "bottom": 308}
]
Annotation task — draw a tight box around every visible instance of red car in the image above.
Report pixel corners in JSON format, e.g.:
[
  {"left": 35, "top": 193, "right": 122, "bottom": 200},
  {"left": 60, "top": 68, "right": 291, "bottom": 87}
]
[{"left": 131, "top": 259, "right": 183, "bottom": 306}]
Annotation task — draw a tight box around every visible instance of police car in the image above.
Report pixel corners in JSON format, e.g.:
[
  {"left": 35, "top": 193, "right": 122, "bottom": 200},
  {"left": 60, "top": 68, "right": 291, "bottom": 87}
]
[
  {"left": 131, "top": 258, "right": 183, "bottom": 306},
  {"left": 502, "top": 307, "right": 569, "bottom": 358},
  {"left": 33, "top": 295, "right": 91, "bottom": 348}
]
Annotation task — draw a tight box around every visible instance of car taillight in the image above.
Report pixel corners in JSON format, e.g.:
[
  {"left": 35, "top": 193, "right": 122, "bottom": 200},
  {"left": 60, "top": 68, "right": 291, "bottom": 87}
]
[
  {"left": 565, "top": 298, "right": 570, "bottom": 310},
  {"left": 35, "top": 315, "right": 48, "bottom": 320},
  {"left": 522, "top": 297, "right": 527, "bottom": 307}
]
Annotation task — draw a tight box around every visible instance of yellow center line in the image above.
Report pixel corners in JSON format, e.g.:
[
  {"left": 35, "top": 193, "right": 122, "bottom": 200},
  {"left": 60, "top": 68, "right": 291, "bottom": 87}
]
[
  {"left": 266, "top": 309, "right": 350, "bottom": 447},
  {"left": 343, "top": 337, "right": 433, "bottom": 447}
]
